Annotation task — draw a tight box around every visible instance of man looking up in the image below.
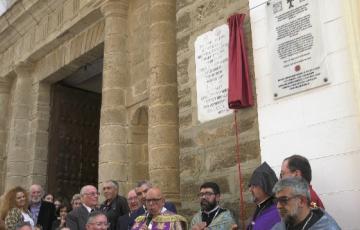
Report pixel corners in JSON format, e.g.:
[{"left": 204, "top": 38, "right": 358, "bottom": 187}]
[
  {"left": 247, "top": 162, "right": 281, "bottom": 230},
  {"left": 272, "top": 177, "right": 340, "bottom": 230},
  {"left": 29, "top": 184, "right": 56, "bottom": 230},
  {"left": 131, "top": 187, "right": 187, "bottom": 230},
  {"left": 280, "top": 155, "right": 324, "bottom": 209},
  {"left": 190, "top": 182, "right": 236, "bottom": 230},
  {"left": 100, "top": 180, "right": 129, "bottom": 230},
  {"left": 67, "top": 185, "right": 99, "bottom": 230}
]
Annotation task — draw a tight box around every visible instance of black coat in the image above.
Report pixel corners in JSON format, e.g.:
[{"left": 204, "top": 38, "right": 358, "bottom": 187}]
[
  {"left": 30, "top": 201, "right": 56, "bottom": 230},
  {"left": 66, "top": 205, "right": 91, "bottom": 230},
  {"left": 100, "top": 195, "right": 129, "bottom": 230}
]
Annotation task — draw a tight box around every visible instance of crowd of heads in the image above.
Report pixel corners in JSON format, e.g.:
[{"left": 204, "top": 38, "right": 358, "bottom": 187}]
[{"left": 0, "top": 154, "right": 339, "bottom": 230}]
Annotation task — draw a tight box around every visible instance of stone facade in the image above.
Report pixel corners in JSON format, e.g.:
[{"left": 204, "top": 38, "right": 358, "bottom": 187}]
[{"left": 0, "top": 0, "right": 260, "bottom": 225}]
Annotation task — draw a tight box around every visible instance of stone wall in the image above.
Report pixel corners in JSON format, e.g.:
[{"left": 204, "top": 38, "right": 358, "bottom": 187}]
[
  {"left": 125, "top": 0, "right": 151, "bottom": 192},
  {"left": 176, "top": 0, "right": 260, "bottom": 224}
]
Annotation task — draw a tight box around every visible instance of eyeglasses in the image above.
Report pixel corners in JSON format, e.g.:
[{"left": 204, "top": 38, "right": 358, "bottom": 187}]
[
  {"left": 145, "top": 198, "right": 162, "bottom": 204},
  {"left": 84, "top": 192, "right": 100, "bottom": 197},
  {"left": 274, "top": 195, "right": 300, "bottom": 205},
  {"left": 89, "top": 222, "right": 110, "bottom": 229},
  {"left": 127, "top": 197, "right": 138, "bottom": 202},
  {"left": 198, "top": 192, "right": 215, "bottom": 198}
]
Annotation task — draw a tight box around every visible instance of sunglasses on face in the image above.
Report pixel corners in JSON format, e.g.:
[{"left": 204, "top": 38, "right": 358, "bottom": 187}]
[{"left": 274, "top": 195, "right": 301, "bottom": 205}]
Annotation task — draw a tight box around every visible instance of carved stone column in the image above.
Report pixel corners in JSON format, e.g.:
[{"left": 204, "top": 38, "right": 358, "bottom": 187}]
[
  {"left": 0, "top": 78, "right": 11, "bottom": 193},
  {"left": 148, "top": 0, "right": 180, "bottom": 204},
  {"left": 5, "top": 62, "right": 33, "bottom": 190},
  {"left": 99, "top": 0, "right": 129, "bottom": 193}
]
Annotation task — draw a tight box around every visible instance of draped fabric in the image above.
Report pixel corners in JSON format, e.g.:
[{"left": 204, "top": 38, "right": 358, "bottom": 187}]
[{"left": 227, "top": 14, "right": 254, "bottom": 109}]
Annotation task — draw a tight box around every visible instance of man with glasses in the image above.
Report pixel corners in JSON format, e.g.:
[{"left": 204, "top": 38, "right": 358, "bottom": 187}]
[
  {"left": 128, "top": 181, "right": 177, "bottom": 229},
  {"left": 100, "top": 180, "right": 129, "bottom": 230},
  {"left": 190, "top": 182, "right": 236, "bottom": 230},
  {"left": 272, "top": 177, "right": 340, "bottom": 230},
  {"left": 131, "top": 187, "right": 187, "bottom": 230},
  {"left": 67, "top": 185, "right": 99, "bottom": 230},
  {"left": 116, "top": 189, "right": 140, "bottom": 230},
  {"left": 247, "top": 162, "right": 281, "bottom": 230},
  {"left": 86, "top": 211, "right": 110, "bottom": 230}
]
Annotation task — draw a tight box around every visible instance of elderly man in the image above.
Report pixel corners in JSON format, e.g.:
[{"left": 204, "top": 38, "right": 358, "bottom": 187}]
[
  {"left": 67, "top": 185, "right": 99, "bottom": 230},
  {"left": 247, "top": 162, "right": 281, "bottom": 230},
  {"left": 131, "top": 187, "right": 187, "bottom": 230},
  {"left": 272, "top": 177, "right": 340, "bottom": 230},
  {"left": 129, "top": 181, "right": 176, "bottom": 228},
  {"left": 86, "top": 211, "right": 110, "bottom": 230},
  {"left": 15, "top": 223, "right": 32, "bottom": 230},
  {"left": 116, "top": 189, "right": 140, "bottom": 230},
  {"left": 190, "top": 182, "right": 236, "bottom": 230},
  {"left": 280, "top": 155, "right": 324, "bottom": 209},
  {"left": 100, "top": 180, "right": 129, "bottom": 230},
  {"left": 29, "top": 184, "right": 56, "bottom": 230}
]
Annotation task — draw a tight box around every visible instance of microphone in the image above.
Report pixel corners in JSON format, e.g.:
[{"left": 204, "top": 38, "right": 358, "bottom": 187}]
[{"left": 146, "top": 214, "right": 153, "bottom": 226}]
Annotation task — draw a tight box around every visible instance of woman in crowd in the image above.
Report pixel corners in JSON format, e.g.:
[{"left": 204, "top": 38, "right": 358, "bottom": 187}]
[
  {"left": 43, "top": 193, "right": 54, "bottom": 203},
  {"left": 0, "top": 186, "right": 34, "bottom": 230},
  {"left": 70, "top": 194, "right": 82, "bottom": 210},
  {"left": 51, "top": 204, "right": 69, "bottom": 230}
]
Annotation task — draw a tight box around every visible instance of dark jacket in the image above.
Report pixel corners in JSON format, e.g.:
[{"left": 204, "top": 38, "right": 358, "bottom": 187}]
[
  {"left": 66, "top": 204, "right": 91, "bottom": 230},
  {"left": 100, "top": 195, "right": 129, "bottom": 230},
  {"left": 30, "top": 201, "right": 56, "bottom": 230}
]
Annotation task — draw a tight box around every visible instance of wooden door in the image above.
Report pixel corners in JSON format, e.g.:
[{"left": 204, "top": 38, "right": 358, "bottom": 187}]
[{"left": 47, "top": 84, "right": 101, "bottom": 202}]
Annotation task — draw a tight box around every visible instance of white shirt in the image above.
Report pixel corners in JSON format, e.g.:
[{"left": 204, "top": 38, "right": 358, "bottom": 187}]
[{"left": 22, "top": 211, "right": 35, "bottom": 228}]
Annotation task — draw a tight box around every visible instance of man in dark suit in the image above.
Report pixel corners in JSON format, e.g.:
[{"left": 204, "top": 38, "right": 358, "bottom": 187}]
[
  {"left": 67, "top": 185, "right": 99, "bottom": 230},
  {"left": 100, "top": 180, "right": 129, "bottom": 230},
  {"left": 124, "top": 181, "right": 176, "bottom": 230},
  {"left": 115, "top": 189, "right": 140, "bottom": 230},
  {"left": 29, "top": 184, "right": 56, "bottom": 230}
]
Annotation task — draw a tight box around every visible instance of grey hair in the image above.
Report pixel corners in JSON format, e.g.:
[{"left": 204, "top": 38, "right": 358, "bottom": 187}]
[
  {"left": 86, "top": 211, "right": 107, "bottom": 224},
  {"left": 15, "top": 222, "right": 32, "bottom": 230},
  {"left": 105, "top": 180, "right": 119, "bottom": 190},
  {"left": 273, "top": 177, "right": 311, "bottom": 204},
  {"left": 80, "top": 185, "right": 96, "bottom": 196},
  {"left": 136, "top": 180, "right": 152, "bottom": 188},
  {"left": 71, "top": 193, "right": 81, "bottom": 203}
]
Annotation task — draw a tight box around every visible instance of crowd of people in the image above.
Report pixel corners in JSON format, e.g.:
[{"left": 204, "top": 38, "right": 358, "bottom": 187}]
[{"left": 0, "top": 154, "right": 341, "bottom": 230}]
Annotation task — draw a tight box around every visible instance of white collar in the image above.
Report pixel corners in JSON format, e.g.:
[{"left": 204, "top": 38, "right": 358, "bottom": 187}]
[
  {"left": 82, "top": 204, "right": 93, "bottom": 213},
  {"left": 203, "top": 205, "right": 220, "bottom": 214}
]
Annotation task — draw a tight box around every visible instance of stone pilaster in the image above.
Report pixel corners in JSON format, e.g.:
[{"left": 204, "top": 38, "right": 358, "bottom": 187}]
[
  {"left": 0, "top": 78, "right": 11, "bottom": 193},
  {"left": 4, "top": 62, "right": 33, "bottom": 191},
  {"left": 148, "top": 0, "right": 180, "bottom": 204},
  {"left": 99, "top": 0, "right": 129, "bottom": 194},
  {"left": 28, "top": 82, "right": 51, "bottom": 186}
]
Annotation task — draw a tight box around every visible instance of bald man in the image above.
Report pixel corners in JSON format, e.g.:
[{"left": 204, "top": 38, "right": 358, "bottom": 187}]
[
  {"left": 29, "top": 184, "right": 56, "bottom": 230},
  {"left": 67, "top": 185, "right": 99, "bottom": 230},
  {"left": 131, "top": 187, "right": 187, "bottom": 230}
]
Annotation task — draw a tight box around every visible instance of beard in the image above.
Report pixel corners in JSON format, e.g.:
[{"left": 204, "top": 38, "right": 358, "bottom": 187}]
[
  {"left": 279, "top": 205, "right": 300, "bottom": 225},
  {"left": 200, "top": 199, "right": 217, "bottom": 212}
]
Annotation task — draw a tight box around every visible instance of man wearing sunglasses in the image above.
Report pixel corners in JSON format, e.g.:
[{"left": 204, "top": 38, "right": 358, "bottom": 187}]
[
  {"left": 247, "top": 162, "right": 281, "bottom": 230},
  {"left": 190, "top": 182, "right": 236, "bottom": 230},
  {"left": 272, "top": 177, "right": 340, "bottom": 230}
]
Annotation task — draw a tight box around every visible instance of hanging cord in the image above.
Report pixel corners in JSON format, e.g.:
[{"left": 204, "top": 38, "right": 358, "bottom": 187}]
[{"left": 234, "top": 110, "right": 246, "bottom": 229}]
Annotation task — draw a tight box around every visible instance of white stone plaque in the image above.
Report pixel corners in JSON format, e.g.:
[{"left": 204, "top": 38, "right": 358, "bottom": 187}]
[
  {"left": 195, "top": 24, "right": 232, "bottom": 123},
  {"left": 267, "top": 0, "right": 328, "bottom": 98}
]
